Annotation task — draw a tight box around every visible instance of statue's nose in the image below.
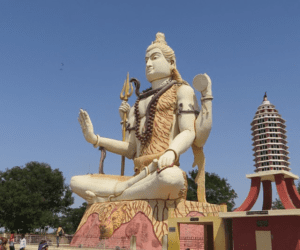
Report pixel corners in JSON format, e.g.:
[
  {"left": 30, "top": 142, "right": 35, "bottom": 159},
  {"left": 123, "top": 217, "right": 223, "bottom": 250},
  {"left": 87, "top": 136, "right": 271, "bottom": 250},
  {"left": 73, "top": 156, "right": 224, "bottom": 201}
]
[{"left": 146, "top": 59, "right": 153, "bottom": 67}]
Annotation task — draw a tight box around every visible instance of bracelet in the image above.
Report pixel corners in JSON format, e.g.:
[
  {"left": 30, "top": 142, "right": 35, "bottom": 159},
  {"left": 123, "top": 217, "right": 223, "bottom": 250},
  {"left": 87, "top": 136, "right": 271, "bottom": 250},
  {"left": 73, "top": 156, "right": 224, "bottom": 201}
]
[
  {"left": 157, "top": 163, "right": 175, "bottom": 173},
  {"left": 164, "top": 149, "right": 179, "bottom": 163},
  {"left": 93, "top": 134, "right": 101, "bottom": 148},
  {"left": 144, "top": 166, "right": 150, "bottom": 176},
  {"left": 108, "top": 195, "right": 115, "bottom": 202},
  {"left": 201, "top": 95, "right": 214, "bottom": 101}
]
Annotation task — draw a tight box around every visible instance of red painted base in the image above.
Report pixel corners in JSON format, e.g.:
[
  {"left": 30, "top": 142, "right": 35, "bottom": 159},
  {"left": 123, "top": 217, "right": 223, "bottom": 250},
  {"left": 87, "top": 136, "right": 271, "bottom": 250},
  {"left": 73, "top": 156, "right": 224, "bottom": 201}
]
[
  {"left": 235, "top": 177, "right": 261, "bottom": 211},
  {"left": 180, "top": 212, "right": 205, "bottom": 250},
  {"left": 285, "top": 178, "right": 300, "bottom": 208},
  {"left": 262, "top": 180, "right": 272, "bottom": 210},
  {"left": 275, "top": 174, "right": 295, "bottom": 209},
  {"left": 232, "top": 216, "right": 300, "bottom": 250},
  {"left": 71, "top": 212, "right": 161, "bottom": 249},
  {"left": 235, "top": 173, "right": 300, "bottom": 211}
]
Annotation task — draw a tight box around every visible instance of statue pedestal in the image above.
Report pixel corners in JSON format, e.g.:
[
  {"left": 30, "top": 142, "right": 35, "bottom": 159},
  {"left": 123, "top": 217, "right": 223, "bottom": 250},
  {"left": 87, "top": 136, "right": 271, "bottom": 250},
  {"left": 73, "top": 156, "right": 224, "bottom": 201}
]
[{"left": 70, "top": 199, "right": 222, "bottom": 250}]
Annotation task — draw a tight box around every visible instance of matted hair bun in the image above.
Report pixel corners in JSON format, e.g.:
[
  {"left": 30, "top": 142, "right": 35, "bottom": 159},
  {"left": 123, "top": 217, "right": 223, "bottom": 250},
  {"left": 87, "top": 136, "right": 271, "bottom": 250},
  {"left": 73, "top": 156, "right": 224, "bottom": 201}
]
[{"left": 153, "top": 32, "right": 167, "bottom": 45}]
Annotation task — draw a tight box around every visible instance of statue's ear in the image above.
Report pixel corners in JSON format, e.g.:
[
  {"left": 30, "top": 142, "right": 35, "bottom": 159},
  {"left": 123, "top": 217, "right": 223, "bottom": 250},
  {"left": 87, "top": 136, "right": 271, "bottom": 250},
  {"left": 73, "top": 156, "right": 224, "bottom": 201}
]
[{"left": 169, "top": 59, "right": 176, "bottom": 70}]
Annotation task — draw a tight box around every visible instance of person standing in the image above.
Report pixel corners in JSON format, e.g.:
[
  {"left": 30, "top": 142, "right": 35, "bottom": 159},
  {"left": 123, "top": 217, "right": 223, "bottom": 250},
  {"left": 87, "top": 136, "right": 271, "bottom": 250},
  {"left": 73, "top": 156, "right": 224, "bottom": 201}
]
[
  {"left": 56, "top": 226, "right": 64, "bottom": 248},
  {"left": 38, "top": 240, "right": 48, "bottom": 250},
  {"left": 0, "top": 237, "right": 8, "bottom": 250},
  {"left": 9, "top": 233, "right": 14, "bottom": 250},
  {"left": 19, "top": 235, "right": 26, "bottom": 250}
]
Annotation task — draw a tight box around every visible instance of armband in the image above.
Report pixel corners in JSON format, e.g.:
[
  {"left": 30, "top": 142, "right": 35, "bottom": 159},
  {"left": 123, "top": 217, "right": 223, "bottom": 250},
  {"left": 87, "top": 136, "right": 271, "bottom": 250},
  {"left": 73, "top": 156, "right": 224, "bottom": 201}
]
[
  {"left": 125, "top": 122, "right": 136, "bottom": 132},
  {"left": 178, "top": 103, "right": 200, "bottom": 116}
]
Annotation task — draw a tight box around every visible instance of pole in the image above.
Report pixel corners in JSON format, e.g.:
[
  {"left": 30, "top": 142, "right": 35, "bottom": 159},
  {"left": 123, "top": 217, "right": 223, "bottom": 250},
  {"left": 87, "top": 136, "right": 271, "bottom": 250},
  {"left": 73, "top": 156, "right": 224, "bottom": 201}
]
[{"left": 120, "top": 72, "right": 133, "bottom": 175}]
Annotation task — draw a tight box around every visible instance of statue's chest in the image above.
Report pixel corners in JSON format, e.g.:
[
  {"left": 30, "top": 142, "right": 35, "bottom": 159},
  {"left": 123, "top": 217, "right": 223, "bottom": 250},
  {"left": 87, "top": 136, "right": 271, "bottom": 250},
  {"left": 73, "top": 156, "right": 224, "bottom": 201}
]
[
  {"left": 137, "top": 96, "right": 152, "bottom": 118},
  {"left": 135, "top": 84, "right": 179, "bottom": 155},
  {"left": 137, "top": 92, "right": 177, "bottom": 119}
]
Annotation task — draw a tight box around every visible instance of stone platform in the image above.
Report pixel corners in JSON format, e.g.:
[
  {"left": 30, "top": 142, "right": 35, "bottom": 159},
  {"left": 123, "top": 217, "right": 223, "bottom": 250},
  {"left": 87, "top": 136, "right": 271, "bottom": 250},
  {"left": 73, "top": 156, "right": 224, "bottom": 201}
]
[{"left": 70, "top": 199, "right": 222, "bottom": 250}]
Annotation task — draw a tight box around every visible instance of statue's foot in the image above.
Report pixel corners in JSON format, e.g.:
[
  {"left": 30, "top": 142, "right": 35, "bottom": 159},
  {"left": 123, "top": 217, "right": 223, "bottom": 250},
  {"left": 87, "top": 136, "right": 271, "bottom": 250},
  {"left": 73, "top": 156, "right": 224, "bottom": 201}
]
[{"left": 85, "top": 190, "right": 109, "bottom": 204}]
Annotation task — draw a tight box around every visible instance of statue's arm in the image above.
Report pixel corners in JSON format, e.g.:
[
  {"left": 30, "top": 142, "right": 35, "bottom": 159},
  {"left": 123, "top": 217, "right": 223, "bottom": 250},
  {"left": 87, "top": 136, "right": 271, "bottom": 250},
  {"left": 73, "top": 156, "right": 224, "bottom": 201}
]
[
  {"left": 193, "top": 74, "right": 213, "bottom": 148},
  {"left": 170, "top": 85, "right": 197, "bottom": 154},
  {"left": 158, "top": 85, "right": 196, "bottom": 167},
  {"left": 98, "top": 106, "right": 136, "bottom": 159},
  {"left": 78, "top": 108, "right": 136, "bottom": 159}
]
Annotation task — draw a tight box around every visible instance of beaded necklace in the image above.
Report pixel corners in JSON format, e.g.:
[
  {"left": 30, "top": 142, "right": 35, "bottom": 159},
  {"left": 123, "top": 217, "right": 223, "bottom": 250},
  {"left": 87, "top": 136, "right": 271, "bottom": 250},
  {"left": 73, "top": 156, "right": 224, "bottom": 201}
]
[
  {"left": 134, "top": 80, "right": 175, "bottom": 145},
  {"left": 134, "top": 89, "right": 158, "bottom": 145}
]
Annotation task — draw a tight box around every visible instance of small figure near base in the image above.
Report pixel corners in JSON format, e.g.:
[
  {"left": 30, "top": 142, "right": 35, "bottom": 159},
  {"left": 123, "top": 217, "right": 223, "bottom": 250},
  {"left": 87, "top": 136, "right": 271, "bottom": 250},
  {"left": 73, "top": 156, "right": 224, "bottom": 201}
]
[{"left": 56, "top": 226, "right": 64, "bottom": 248}]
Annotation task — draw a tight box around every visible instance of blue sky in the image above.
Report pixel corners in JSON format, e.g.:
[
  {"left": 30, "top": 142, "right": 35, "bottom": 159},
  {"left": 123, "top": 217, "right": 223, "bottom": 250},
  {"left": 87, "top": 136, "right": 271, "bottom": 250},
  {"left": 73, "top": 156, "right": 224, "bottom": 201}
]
[{"left": 1, "top": 0, "right": 300, "bottom": 210}]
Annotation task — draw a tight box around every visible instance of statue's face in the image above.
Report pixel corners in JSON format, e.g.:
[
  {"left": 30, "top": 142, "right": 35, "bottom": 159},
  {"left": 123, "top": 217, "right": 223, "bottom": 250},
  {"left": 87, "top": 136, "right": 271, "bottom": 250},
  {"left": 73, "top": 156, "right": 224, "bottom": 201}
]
[{"left": 145, "top": 48, "right": 172, "bottom": 83}]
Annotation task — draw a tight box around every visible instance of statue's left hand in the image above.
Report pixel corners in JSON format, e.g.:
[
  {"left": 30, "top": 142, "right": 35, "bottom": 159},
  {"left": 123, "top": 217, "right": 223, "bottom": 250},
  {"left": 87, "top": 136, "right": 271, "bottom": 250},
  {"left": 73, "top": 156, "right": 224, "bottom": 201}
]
[
  {"left": 158, "top": 150, "right": 176, "bottom": 169},
  {"left": 78, "top": 109, "right": 98, "bottom": 145},
  {"left": 193, "top": 73, "right": 212, "bottom": 97}
]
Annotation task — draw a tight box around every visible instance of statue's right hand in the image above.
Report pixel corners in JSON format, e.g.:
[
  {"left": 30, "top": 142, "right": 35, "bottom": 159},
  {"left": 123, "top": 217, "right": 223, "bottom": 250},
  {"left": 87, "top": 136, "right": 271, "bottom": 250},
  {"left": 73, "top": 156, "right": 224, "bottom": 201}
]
[
  {"left": 78, "top": 109, "right": 98, "bottom": 145},
  {"left": 119, "top": 101, "right": 131, "bottom": 120}
]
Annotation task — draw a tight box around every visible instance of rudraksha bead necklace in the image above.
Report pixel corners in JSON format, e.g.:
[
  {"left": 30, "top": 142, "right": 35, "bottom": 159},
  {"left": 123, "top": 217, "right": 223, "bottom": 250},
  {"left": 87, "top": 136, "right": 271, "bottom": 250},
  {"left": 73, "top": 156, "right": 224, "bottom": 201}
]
[
  {"left": 134, "top": 88, "right": 160, "bottom": 145},
  {"left": 134, "top": 80, "right": 176, "bottom": 145}
]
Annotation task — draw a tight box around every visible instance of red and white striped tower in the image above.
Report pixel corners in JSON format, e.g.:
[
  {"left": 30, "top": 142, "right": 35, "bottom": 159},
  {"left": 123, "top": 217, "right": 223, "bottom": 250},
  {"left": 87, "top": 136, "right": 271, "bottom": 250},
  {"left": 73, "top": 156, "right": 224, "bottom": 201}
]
[
  {"left": 235, "top": 93, "right": 300, "bottom": 211},
  {"left": 251, "top": 93, "right": 290, "bottom": 172}
]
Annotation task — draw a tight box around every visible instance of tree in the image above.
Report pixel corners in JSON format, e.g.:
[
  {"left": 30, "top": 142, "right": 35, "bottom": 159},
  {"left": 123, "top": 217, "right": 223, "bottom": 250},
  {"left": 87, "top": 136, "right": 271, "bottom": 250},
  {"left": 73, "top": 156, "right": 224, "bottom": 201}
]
[
  {"left": 187, "top": 170, "right": 238, "bottom": 211},
  {"left": 0, "top": 161, "right": 74, "bottom": 233},
  {"left": 272, "top": 180, "right": 300, "bottom": 209},
  {"left": 60, "top": 202, "right": 88, "bottom": 234}
]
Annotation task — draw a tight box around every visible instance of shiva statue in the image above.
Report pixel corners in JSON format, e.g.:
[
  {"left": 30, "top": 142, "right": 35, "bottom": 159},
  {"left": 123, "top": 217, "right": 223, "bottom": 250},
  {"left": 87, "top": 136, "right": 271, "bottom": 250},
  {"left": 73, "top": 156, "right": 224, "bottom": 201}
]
[{"left": 71, "top": 32, "right": 213, "bottom": 204}]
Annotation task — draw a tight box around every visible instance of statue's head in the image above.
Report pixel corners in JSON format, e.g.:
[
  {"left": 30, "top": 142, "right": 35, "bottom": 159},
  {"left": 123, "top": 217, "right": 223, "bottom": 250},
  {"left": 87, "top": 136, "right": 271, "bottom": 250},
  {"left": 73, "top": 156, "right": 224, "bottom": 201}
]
[{"left": 146, "top": 32, "right": 183, "bottom": 83}]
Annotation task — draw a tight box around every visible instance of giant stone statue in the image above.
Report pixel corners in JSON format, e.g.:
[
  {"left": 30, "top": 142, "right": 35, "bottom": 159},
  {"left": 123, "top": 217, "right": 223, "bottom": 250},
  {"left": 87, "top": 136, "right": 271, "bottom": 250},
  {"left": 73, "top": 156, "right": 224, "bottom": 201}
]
[
  {"left": 70, "top": 32, "right": 219, "bottom": 249},
  {"left": 71, "top": 32, "right": 212, "bottom": 203}
]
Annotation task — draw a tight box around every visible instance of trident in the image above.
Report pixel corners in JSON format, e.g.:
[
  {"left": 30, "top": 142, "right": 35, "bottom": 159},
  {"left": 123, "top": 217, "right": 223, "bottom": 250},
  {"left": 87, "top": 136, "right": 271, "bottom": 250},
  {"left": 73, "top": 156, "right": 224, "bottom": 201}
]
[{"left": 120, "top": 72, "right": 133, "bottom": 175}]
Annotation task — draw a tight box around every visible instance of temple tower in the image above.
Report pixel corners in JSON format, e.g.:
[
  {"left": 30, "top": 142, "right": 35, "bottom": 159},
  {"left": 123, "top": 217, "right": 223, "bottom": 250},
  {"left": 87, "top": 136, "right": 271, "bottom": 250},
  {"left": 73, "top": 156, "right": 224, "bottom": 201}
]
[
  {"left": 234, "top": 93, "right": 300, "bottom": 211},
  {"left": 251, "top": 93, "right": 290, "bottom": 172}
]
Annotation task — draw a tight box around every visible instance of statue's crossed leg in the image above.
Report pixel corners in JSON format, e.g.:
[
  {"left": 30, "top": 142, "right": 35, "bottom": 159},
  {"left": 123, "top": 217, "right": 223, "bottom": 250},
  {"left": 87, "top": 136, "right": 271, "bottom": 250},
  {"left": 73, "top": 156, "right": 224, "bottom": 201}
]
[{"left": 70, "top": 160, "right": 186, "bottom": 204}]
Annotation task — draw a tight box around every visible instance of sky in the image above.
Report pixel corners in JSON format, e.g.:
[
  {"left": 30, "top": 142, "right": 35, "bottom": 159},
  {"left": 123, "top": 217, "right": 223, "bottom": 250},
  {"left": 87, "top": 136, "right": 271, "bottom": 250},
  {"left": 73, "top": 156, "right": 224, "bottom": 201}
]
[{"left": 1, "top": 0, "right": 300, "bottom": 211}]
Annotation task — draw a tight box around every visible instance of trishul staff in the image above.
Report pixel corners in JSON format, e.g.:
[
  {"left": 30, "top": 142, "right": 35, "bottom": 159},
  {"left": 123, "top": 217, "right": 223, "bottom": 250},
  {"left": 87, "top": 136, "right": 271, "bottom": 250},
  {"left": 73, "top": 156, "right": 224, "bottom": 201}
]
[{"left": 120, "top": 72, "right": 133, "bottom": 175}]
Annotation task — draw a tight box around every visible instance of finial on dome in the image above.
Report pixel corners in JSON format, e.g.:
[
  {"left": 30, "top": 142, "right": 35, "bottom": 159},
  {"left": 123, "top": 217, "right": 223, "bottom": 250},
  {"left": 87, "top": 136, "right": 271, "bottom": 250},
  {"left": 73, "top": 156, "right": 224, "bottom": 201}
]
[{"left": 263, "top": 92, "right": 268, "bottom": 101}]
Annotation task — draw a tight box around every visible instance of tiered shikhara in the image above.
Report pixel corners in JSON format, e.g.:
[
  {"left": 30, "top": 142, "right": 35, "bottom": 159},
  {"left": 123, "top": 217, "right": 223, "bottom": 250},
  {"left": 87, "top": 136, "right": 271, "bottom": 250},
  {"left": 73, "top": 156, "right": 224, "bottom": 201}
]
[
  {"left": 251, "top": 93, "right": 290, "bottom": 172},
  {"left": 236, "top": 93, "right": 300, "bottom": 211}
]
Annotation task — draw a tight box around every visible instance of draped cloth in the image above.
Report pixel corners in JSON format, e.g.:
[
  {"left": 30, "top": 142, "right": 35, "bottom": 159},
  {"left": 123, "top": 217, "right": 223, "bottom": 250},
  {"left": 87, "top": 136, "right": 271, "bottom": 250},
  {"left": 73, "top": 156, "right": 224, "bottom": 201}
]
[
  {"left": 192, "top": 144, "right": 206, "bottom": 203},
  {"left": 134, "top": 84, "right": 181, "bottom": 174}
]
